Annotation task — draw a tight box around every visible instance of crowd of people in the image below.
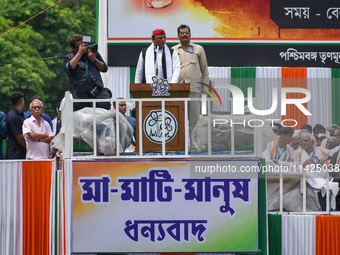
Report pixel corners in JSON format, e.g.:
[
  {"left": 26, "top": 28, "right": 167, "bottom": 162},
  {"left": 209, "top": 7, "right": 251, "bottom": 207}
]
[{"left": 264, "top": 122, "right": 340, "bottom": 210}]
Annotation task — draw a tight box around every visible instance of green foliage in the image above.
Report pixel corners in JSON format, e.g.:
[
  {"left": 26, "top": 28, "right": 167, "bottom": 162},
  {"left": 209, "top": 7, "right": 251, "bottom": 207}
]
[{"left": 0, "top": 0, "right": 96, "bottom": 117}]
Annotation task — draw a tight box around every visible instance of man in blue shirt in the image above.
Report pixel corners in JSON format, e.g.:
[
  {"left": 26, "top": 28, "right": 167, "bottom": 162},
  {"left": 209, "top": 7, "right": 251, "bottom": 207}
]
[
  {"left": 0, "top": 111, "right": 6, "bottom": 159},
  {"left": 6, "top": 92, "right": 26, "bottom": 159}
]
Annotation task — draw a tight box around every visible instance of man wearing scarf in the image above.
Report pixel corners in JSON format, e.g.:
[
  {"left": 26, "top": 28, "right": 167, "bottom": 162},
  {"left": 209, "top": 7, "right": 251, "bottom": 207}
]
[
  {"left": 262, "top": 126, "right": 298, "bottom": 167},
  {"left": 135, "top": 29, "right": 180, "bottom": 84}
]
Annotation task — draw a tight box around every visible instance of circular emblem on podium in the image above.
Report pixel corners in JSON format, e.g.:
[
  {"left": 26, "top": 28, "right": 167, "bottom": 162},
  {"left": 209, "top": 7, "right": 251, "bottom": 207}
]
[{"left": 143, "top": 110, "right": 178, "bottom": 144}]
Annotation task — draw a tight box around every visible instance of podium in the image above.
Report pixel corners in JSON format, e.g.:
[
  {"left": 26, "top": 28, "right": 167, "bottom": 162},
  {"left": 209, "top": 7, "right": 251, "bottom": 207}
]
[{"left": 130, "top": 83, "right": 190, "bottom": 152}]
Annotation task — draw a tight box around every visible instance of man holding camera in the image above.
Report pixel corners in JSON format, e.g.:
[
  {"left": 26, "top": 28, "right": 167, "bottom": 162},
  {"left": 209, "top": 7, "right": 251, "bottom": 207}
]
[{"left": 64, "top": 34, "right": 110, "bottom": 111}]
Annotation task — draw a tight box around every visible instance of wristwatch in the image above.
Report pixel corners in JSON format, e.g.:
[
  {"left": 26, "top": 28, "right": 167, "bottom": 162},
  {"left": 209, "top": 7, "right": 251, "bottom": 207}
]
[{"left": 93, "top": 58, "right": 98, "bottom": 64}]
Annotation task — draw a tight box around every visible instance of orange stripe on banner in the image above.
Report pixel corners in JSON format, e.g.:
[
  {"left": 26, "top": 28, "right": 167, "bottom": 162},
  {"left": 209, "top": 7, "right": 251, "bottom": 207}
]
[
  {"left": 316, "top": 215, "right": 340, "bottom": 255},
  {"left": 58, "top": 171, "right": 61, "bottom": 255},
  {"left": 282, "top": 67, "right": 307, "bottom": 129},
  {"left": 57, "top": 171, "right": 60, "bottom": 255},
  {"left": 22, "top": 161, "right": 52, "bottom": 255}
]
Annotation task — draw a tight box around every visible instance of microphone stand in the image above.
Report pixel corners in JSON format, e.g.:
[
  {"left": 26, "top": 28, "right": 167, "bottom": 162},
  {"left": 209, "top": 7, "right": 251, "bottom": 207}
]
[{"left": 155, "top": 45, "right": 159, "bottom": 79}]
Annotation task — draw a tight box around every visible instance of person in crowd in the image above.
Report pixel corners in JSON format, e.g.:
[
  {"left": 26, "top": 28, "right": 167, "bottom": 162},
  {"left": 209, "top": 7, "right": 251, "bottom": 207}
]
[
  {"left": 298, "top": 131, "right": 329, "bottom": 169},
  {"left": 6, "top": 92, "right": 26, "bottom": 159},
  {"left": 314, "top": 134, "right": 322, "bottom": 147},
  {"left": 135, "top": 29, "right": 180, "bottom": 84},
  {"left": 172, "top": 24, "right": 209, "bottom": 149},
  {"left": 293, "top": 129, "right": 310, "bottom": 156},
  {"left": 320, "top": 126, "right": 335, "bottom": 148},
  {"left": 52, "top": 100, "right": 62, "bottom": 137},
  {"left": 313, "top": 124, "right": 326, "bottom": 136},
  {"left": 326, "top": 136, "right": 339, "bottom": 150},
  {"left": 262, "top": 126, "right": 297, "bottom": 166},
  {"left": 131, "top": 108, "right": 136, "bottom": 119},
  {"left": 271, "top": 122, "right": 282, "bottom": 135},
  {"left": 22, "top": 99, "right": 54, "bottom": 159},
  {"left": 331, "top": 124, "right": 339, "bottom": 130},
  {"left": 0, "top": 111, "right": 6, "bottom": 159},
  {"left": 290, "top": 132, "right": 300, "bottom": 152},
  {"left": 298, "top": 131, "right": 333, "bottom": 211},
  {"left": 113, "top": 99, "right": 136, "bottom": 140},
  {"left": 317, "top": 133, "right": 327, "bottom": 147},
  {"left": 301, "top": 124, "right": 313, "bottom": 134},
  {"left": 326, "top": 128, "right": 340, "bottom": 156},
  {"left": 24, "top": 95, "right": 53, "bottom": 130},
  {"left": 64, "top": 34, "right": 110, "bottom": 110},
  {"left": 327, "top": 126, "right": 335, "bottom": 137},
  {"left": 113, "top": 99, "right": 136, "bottom": 152}
]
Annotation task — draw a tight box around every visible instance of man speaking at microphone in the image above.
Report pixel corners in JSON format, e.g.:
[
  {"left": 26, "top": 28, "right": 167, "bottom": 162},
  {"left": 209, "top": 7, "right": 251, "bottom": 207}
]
[{"left": 135, "top": 29, "right": 180, "bottom": 84}]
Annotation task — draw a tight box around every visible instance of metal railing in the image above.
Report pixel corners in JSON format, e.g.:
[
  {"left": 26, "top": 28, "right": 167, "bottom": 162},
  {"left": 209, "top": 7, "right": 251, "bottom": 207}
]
[
  {"left": 60, "top": 92, "right": 340, "bottom": 214},
  {"left": 267, "top": 170, "right": 340, "bottom": 215},
  {"left": 61, "top": 91, "right": 262, "bottom": 159}
]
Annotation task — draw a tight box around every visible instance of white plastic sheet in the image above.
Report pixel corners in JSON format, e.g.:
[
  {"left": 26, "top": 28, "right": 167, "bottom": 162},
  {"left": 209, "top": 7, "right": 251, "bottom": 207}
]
[{"left": 52, "top": 107, "right": 134, "bottom": 156}]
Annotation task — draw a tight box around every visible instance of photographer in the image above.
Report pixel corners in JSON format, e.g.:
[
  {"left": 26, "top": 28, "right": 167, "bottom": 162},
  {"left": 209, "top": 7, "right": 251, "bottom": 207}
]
[{"left": 64, "top": 34, "right": 110, "bottom": 111}]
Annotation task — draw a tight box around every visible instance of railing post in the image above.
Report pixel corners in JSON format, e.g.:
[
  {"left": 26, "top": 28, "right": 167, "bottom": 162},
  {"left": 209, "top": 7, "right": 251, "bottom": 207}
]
[
  {"left": 207, "top": 98, "right": 212, "bottom": 155},
  {"left": 63, "top": 91, "right": 73, "bottom": 158},
  {"left": 116, "top": 99, "right": 120, "bottom": 156},
  {"left": 254, "top": 93, "right": 263, "bottom": 157},
  {"left": 184, "top": 99, "right": 188, "bottom": 155},
  {"left": 92, "top": 102, "right": 97, "bottom": 156},
  {"left": 279, "top": 172, "right": 283, "bottom": 213},
  {"left": 138, "top": 100, "right": 143, "bottom": 156},
  {"left": 162, "top": 100, "right": 166, "bottom": 155}
]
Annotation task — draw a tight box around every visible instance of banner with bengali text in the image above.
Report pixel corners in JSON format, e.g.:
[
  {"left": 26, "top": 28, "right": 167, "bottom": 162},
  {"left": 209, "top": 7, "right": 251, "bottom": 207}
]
[
  {"left": 105, "top": 0, "right": 340, "bottom": 67},
  {"left": 72, "top": 159, "right": 259, "bottom": 253}
]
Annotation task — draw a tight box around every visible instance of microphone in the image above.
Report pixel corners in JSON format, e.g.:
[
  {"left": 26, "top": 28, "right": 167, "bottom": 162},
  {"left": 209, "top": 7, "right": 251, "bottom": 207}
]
[{"left": 155, "top": 45, "right": 159, "bottom": 78}]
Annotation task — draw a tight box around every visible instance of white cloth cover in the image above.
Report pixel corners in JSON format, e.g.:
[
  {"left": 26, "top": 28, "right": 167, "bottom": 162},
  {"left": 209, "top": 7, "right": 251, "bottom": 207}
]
[
  {"left": 255, "top": 67, "right": 282, "bottom": 120},
  {"left": 208, "top": 66, "right": 231, "bottom": 112},
  {"left": 107, "top": 66, "right": 130, "bottom": 99},
  {"left": 52, "top": 108, "right": 134, "bottom": 155},
  {"left": 307, "top": 67, "right": 332, "bottom": 128},
  {"left": 266, "top": 175, "right": 322, "bottom": 212},
  {"left": 0, "top": 161, "right": 23, "bottom": 255},
  {"left": 282, "top": 214, "right": 316, "bottom": 255},
  {"left": 191, "top": 112, "right": 277, "bottom": 152}
]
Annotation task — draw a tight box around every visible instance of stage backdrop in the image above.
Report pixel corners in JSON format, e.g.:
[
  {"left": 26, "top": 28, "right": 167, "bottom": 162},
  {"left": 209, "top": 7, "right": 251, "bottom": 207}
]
[
  {"left": 72, "top": 159, "right": 260, "bottom": 253},
  {"left": 104, "top": 0, "right": 340, "bottom": 67}
]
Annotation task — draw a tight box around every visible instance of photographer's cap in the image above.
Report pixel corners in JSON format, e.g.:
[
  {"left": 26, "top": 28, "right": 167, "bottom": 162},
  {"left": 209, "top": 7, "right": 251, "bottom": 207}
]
[{"left": 152, "top": 29, "right": 166, "bottom": 36}]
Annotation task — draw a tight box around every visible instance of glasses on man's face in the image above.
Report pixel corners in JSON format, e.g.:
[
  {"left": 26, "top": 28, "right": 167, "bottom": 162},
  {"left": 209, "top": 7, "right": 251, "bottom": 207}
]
[
  {"left": 31, "top": 106, "right": 42, "bottom": 110},
  {"left": 179, "top": 32, "right": 189, "bottom": 35},
  {"left": 119, "top": 104, "right": 126, "bottom": 107},
  {"left": 301, "top": 139, "right": 311, "bottom": 143}
]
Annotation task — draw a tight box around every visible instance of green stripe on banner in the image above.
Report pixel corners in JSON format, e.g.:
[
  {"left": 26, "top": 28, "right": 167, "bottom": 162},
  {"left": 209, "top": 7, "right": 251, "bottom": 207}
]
[
  {"left": 230, "top": 67, "right": 256, "bottom": 106},
  {"left": 130, "top": 66, "right": 136, "bottom": 86},
  {"left": 268, "top": 214, "right": 282, "bottom": 255},
  {"left": 332, "top": 68, "right": 340, "bottom": 126},
  {"left": 239, "top": 158, "right": 267, "bottom": 255}
]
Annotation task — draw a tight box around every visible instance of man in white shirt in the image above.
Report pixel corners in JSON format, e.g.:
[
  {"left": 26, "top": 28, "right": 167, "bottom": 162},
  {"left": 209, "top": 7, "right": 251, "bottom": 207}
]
[
  {"left": 135, "top": 29, "right": 180, "bottom": 84},
  {"left": 22, "top": 99, "right": 54, "bottom": 159}
]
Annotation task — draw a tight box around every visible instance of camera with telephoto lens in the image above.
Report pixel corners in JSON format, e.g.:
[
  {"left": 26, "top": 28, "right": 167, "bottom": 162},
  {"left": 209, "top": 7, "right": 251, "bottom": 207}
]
[
  {"left": 84, "top": 43, "right": 98, "bottom": 53},
  {"left": 89, "top": 78, "right": 104, "bottom": 98}
]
